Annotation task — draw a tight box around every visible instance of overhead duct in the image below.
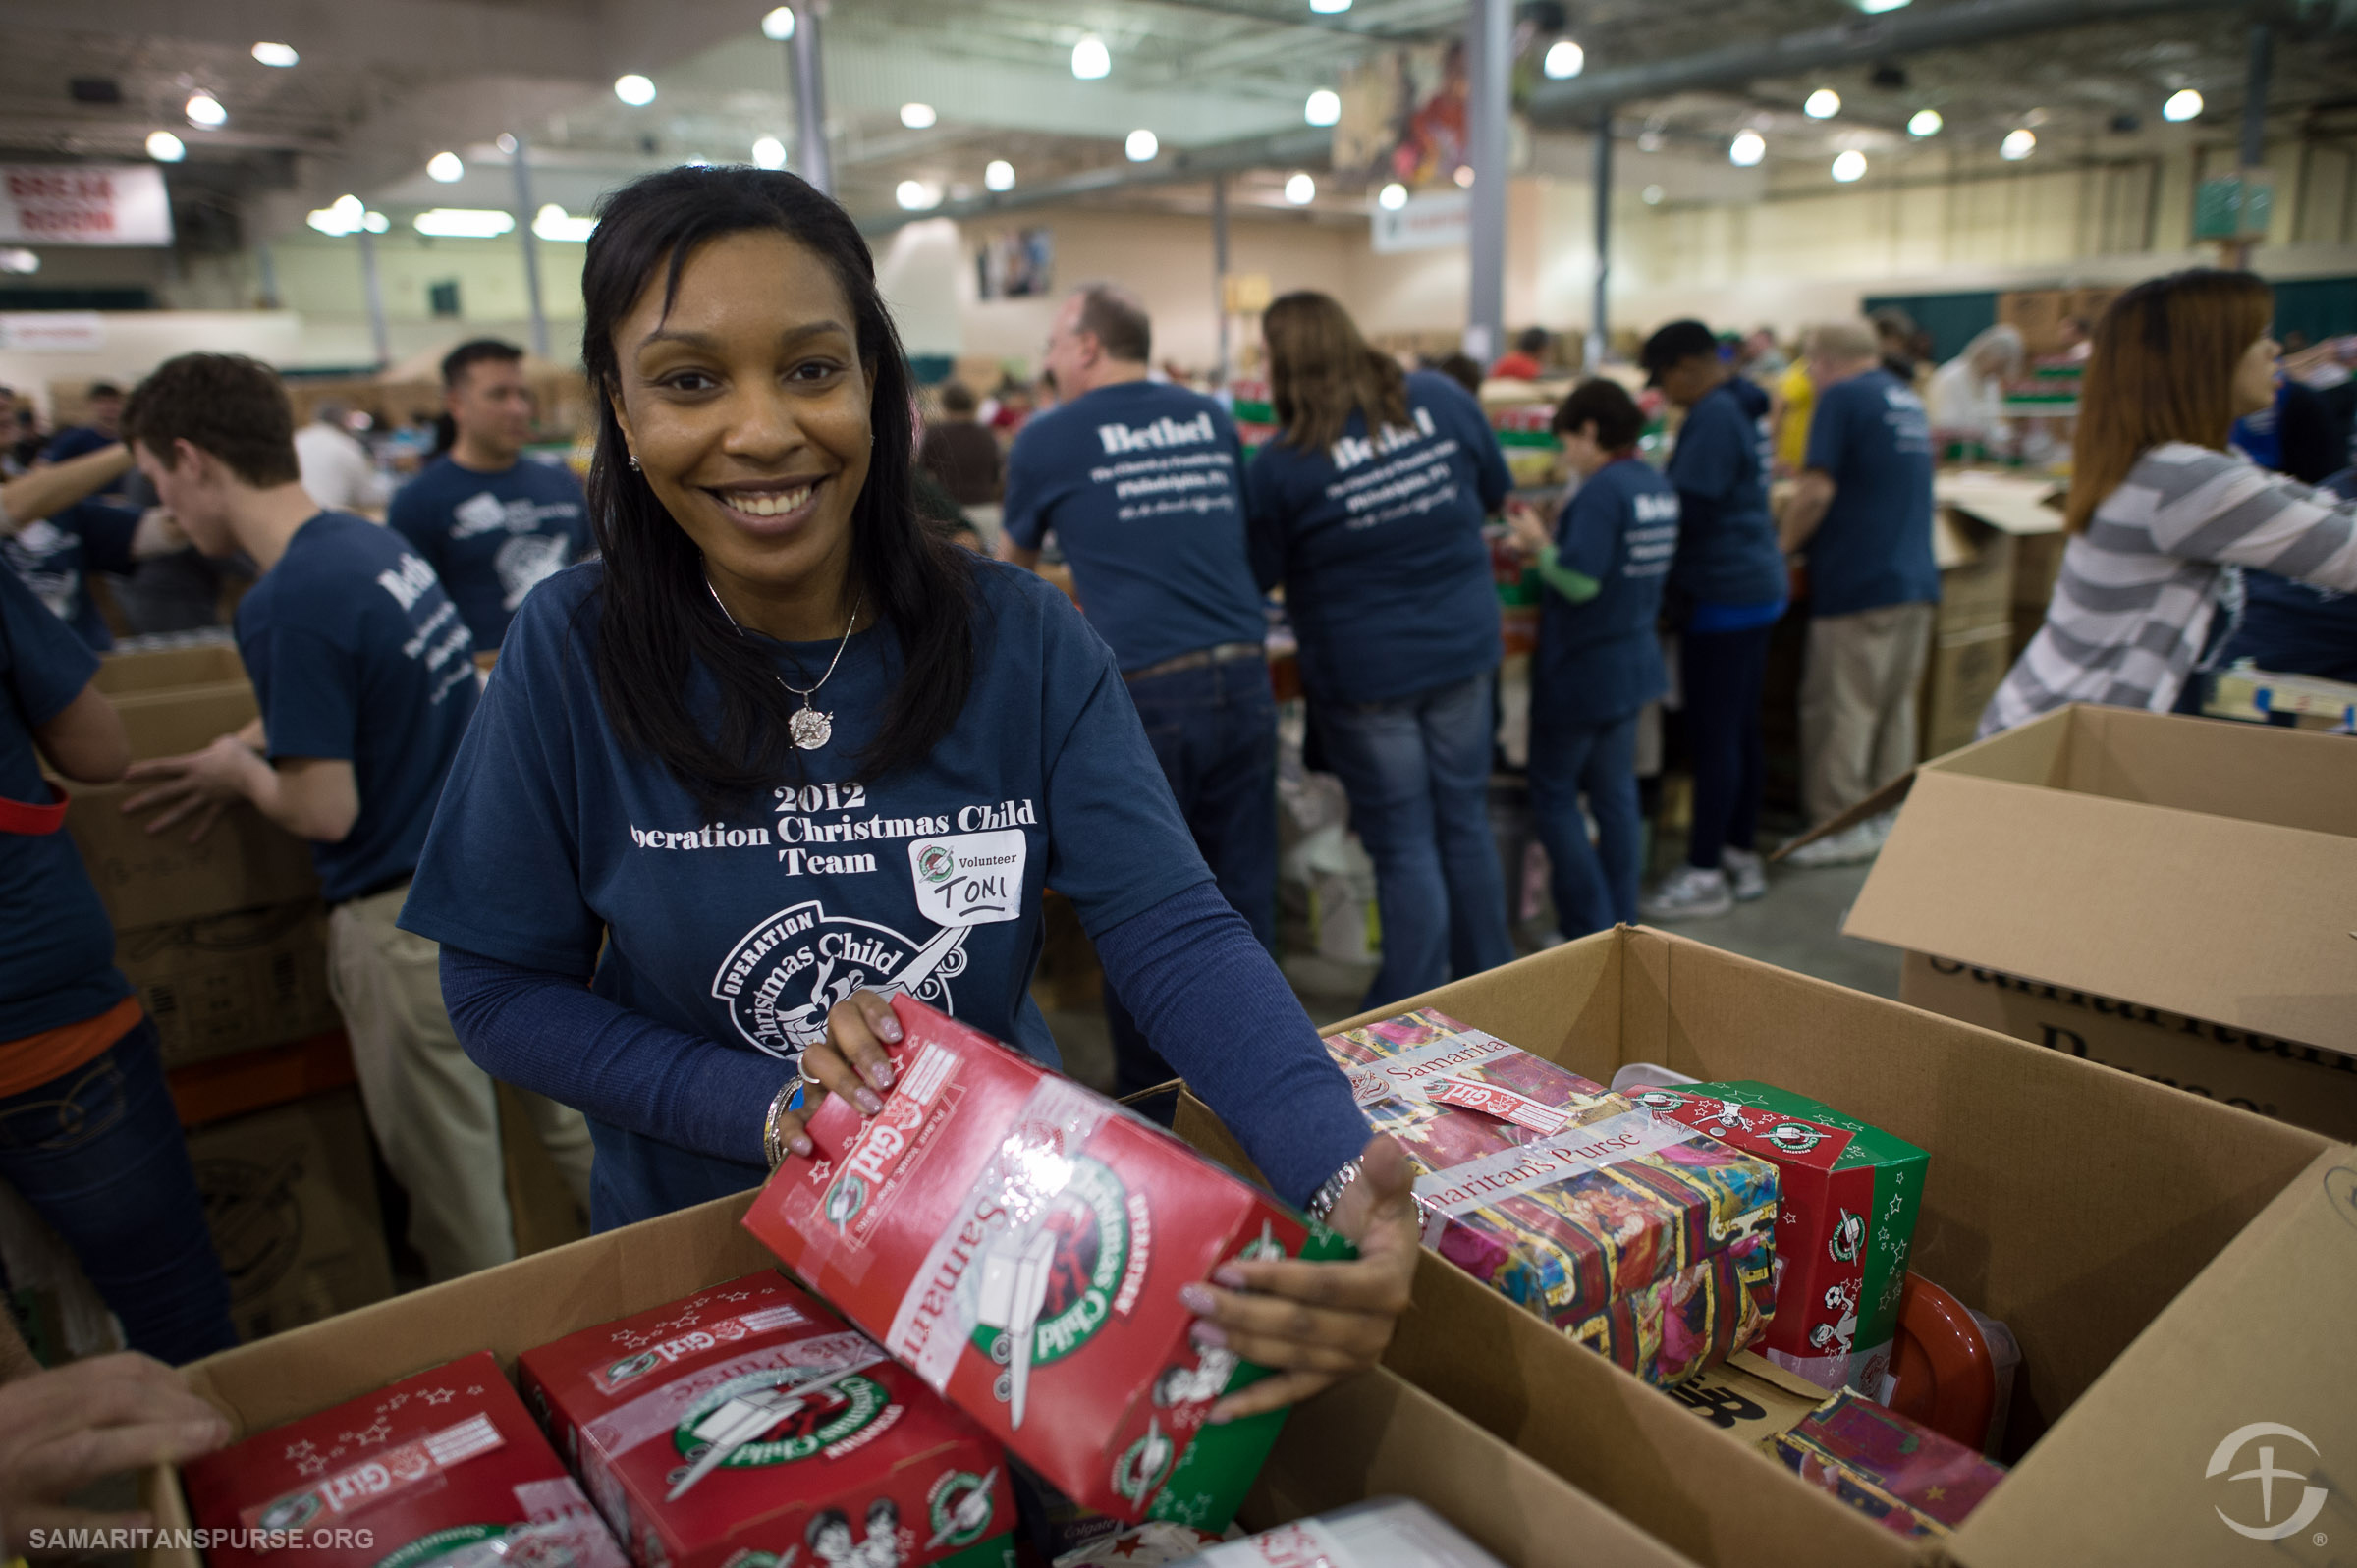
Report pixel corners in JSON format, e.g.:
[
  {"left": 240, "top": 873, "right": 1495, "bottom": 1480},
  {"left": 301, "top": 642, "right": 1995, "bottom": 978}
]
[{"left": 1526, "top": 0, "right": 2250, "bottom": 121}]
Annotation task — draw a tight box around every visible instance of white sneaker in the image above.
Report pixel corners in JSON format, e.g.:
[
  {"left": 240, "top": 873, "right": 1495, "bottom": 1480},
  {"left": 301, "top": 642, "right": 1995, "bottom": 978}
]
[
  {"left": 1640, "top": 865, "right": 1734, "bottom": 921},
  {"left": 1782, "top": 822, "right": 1884, "bottom": 868},
  {"left": 1721, "top": 846, "right": 1768, "bottom": 901}
]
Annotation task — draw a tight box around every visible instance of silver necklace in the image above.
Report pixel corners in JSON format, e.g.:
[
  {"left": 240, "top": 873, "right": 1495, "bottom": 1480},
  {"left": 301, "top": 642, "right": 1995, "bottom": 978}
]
[{"left": 704, "top": 577, "right": 865, "bottom": 751}]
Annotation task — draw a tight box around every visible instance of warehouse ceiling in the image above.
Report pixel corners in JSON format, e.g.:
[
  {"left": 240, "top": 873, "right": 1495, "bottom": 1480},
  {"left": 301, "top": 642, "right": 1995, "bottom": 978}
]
[{"left": 2, "top": 0, "right": 2352, "bottom": 246}]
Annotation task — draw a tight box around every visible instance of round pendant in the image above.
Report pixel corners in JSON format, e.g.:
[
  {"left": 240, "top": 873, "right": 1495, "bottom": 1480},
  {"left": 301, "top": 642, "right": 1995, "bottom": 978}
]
[{"left": 790, "top": 705, "right": 833, "bottom": 751}]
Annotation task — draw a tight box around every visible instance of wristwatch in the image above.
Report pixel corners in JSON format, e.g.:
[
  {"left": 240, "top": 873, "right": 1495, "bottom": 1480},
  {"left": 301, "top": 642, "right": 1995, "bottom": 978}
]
[{"left": 1304, "top": 1158, "right": 1363, "bottom": 1223}]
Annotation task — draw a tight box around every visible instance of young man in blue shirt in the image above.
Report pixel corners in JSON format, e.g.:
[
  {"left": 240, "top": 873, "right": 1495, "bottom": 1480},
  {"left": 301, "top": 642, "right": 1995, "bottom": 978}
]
[
  {"left": 389, "top": 340, "right": 588, "bottom": 649},
  {"left": 116, "top": 352, "right": 593, "bottom": 1282},
  {"left": 1003, "top": 285, "right": 1274, "bottom": 1104},
  {"left": 1780, "top": 319, "right": 1941, "bottom": 865}
]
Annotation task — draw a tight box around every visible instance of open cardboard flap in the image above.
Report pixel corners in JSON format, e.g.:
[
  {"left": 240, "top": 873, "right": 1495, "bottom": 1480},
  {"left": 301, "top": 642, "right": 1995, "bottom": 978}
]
[
  {"left": 1950, "top": 1146, "right": 2357, "bottom": 1567},
  {"left": 1767, "top": 772, "right": 1916, "bottom": 860},
  {"left": 1839, "top": 706, "right": 2357, "bottom": 1049}
]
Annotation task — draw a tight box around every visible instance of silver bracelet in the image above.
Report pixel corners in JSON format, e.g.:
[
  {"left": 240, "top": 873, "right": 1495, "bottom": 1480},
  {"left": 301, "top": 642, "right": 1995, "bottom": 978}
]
[
  {"left": 1304, "top": 1158, "right": 1362, "bottom": 1223},
  {"left": 761, "top": 1078, "right": 802, "bottom": 1170}
]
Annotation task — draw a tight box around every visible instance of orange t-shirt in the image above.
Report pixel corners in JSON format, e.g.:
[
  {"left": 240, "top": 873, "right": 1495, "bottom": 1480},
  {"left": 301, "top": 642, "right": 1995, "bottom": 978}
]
[{"left": 0, "top": 997, "right": 142, "bottom": 1100}]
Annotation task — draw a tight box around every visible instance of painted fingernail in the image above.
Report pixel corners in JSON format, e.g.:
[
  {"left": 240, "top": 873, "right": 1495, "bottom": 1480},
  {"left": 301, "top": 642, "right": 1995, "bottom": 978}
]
[
  {"left": 870, "top": 1061, "right": 895, "bottom": 1090},
  {"left": 790, "top": 1134, "right": 814, "bottom": 1158},
  {"left": 1178, "top": 1283, "right": 1217, "bottom": 1315},
  {"left": 1206, "top": 1408, "right": 1233, "bottom": 1426},
  {"left": 855, "top": 1088, "right": 883, "bottom": 1115},
  {"left": 881, "top": 1016, "right": 904, "bottom": 1043},
  {"left": 1211, "top": 1265, "right": 1245, "bottom": 1289},
  {"left": 1190, "top": 1322, "right": 1228, "bottom": 1350}
]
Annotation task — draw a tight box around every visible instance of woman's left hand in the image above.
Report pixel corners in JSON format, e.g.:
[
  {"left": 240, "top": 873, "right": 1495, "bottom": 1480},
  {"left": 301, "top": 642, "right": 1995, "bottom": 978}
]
[
  {"left": 1180, "top": 1134, "right": 1419, "bottom": 1422},
  {"left": 1502, "top": 499, "right": 1552, "bottom": 561}
]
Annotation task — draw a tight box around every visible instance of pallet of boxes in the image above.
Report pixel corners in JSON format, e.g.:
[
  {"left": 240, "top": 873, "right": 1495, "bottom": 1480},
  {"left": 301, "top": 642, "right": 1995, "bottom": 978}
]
[{"left": 62, "top": 637, "right": 393, "bottom": 1343}]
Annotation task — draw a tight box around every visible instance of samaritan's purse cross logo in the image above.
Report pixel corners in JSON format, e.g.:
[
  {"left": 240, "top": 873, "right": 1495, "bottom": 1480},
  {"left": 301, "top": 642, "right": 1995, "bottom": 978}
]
[{"left": 2209, "top": 1422, "right": 2330, "bottom": 1541}]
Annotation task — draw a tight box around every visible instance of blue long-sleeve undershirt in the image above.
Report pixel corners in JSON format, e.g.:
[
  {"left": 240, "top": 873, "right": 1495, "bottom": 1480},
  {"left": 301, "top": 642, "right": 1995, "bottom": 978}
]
[{"left": 437, "top": 880, "right": 1369, "bottom": 1209}]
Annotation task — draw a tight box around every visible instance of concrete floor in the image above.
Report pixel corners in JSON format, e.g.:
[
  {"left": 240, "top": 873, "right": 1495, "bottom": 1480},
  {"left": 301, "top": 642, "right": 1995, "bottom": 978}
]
[{"left": 1042, "top": 838, "right": 1898, "bottom": 1093}]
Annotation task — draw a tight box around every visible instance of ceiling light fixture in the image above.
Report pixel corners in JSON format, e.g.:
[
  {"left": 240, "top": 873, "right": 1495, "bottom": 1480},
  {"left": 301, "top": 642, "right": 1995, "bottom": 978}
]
[
  {"left": 363, "top": 211, "right": 388, "bottom": 233},
  {"left": 1804, "top": 88, "right": 1840, "bottom": 119},
  {"left": 1377, "top": 182, "right": 1407, "bottom": 210},
  {"left": 614, "top": 74, "right": 655, "bottom": 107},
  {"left": 145, "top": 129, "right": 186, "bottom": 162},
  {"left": 1285, "top": 171, "right": 1316, "bottom": 204},
  {"left": 1544, "top": 39, "right": 1584, "bottom": 80},
  {"left": 1641, "top": 184, "right": 1665, "bottom": 204},
  {"left": 2163, "top": 87, "right": 2204, "bottom": 122},
  {"left": 250, "top": 41, "right": 299, "bottom": 67},
  {"left": 426, "top": 151, "right": 464, "bottom": 183},
  {"left": 1125, "top": 128, "right": 1159, "bottom": 161},
  {"left": 901, "top": 102, "right": 937, "bottom": 129},
  {"left": 1831, "top": 149, "right": 1867, "bottom": 182},
  {"left": 895, "top": 179, "right": 940, "bottom": 211},
  {"left": 185, "top": 92, "right": 226, "bottom": 128},
  {"left": 1305, "top": 88, "right": 1341, "bottom": 127},
  {"left": 1729, "top": 129, "right": 1766, "bottom": 166},
  {"left": 986, "top": 159, "right": 1015, "bottom": 191},
  {"left": 1857, "top": 0, "right": 1910, "bottom": 12},
  {"left": 752, "top": 135, "right": 786, "bottom": 168},
  {"left": 1072, "top": 35, "right": 1110, "bottom": 80},
  {"left": 1453, "top": 164, "right": 1474, "bottom": 187},
  {"left": 534, "top": 204, "right": 597, "bottom": 241},
  {"left": 0, "top": 248, "right": 37, "bottom": 274},
  {"left": 414, "top": 207, "right": 516, "bottom": 238},
  {"left": 2000, "top": 128, "right": 2036, "bottom": 160},
  {"left": 1311, "top": 0, "right": 1352, "bottom": 12},
  {"left": 761, "top": 7, "right": 795, "bottom": 40},
  {"left": 1908, "top": 108, "right": 1943, "bottom": 136},
  {"left": 306, "top": 194, "right": 365, "bottom": 236}
]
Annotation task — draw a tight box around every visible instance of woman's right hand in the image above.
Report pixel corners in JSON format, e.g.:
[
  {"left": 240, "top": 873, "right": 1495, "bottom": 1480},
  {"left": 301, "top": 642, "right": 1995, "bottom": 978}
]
[
  {"left": 1502, "top": 499, "right": 1552, "bottom": 560},
  {"left": 766, "top": 990, "right": 904, "bottom": 1161}
]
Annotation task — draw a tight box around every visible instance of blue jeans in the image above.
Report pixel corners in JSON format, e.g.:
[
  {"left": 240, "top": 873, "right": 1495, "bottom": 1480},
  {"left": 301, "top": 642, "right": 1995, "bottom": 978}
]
[
  {"left": 1316, "top": 672, "right": 1514, "bottom": 1009},
  {"left": 1527, "top": 710, "right": 1642, "bottom": 938},
  {"left": 1105, "top": 656, "right": 1279, "bottom": 1100},
  {"left": 0, "top": 1016, "right": 238, "bottom": 1364},
  {"left": 1682, "top": 624, "right": 1774, "bottom": 869}
]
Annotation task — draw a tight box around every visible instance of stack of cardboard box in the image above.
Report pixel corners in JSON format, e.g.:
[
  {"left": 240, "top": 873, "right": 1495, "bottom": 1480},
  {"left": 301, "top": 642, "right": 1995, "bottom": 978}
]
[
  {"left": 65, "top": 638, "right": 392, "bottom": 1341},
  {"left": 1919, "top": 473, "right": 2064, "bottom": 759}
]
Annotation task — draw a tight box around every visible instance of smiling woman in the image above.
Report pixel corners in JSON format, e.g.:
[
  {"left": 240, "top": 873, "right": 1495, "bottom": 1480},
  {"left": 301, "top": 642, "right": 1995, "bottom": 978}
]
[{"left": 394, "top": 166, "right": 1421, "bottom": 1424}]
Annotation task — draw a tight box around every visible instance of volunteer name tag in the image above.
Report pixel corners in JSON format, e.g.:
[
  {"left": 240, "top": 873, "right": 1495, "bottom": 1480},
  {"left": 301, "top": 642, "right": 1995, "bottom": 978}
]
[{"left": 907, "top": 829, "right": 1026, "bottom": 927}]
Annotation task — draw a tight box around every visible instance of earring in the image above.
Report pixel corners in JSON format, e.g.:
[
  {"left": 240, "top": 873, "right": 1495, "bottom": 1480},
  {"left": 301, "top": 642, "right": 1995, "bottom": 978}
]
[{"left": 627, "top": 454, "right": 641, "bottom": 470}]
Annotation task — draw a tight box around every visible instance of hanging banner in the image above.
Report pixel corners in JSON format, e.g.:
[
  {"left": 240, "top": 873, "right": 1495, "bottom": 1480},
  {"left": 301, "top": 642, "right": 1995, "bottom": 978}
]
[
  {"left": 0, "top": 312, "right": 105, "bottom": 351},
  {"left": 1371, "top": 189, "right": 1470, "bottom": 254},
  {"left": 0, "top": 165, "right": 173, "bottom": 246},
  {"left": 1335, "top": 46, "right": 1467, "bottom": 190}
]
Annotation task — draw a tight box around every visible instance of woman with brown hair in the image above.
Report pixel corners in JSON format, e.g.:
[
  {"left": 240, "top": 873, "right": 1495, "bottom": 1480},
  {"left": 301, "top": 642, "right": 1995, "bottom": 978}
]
[
  {"left": 1983, "top": 269, "right": 2357, "bottom": 734},
  {"left": 1244, "top": 291, "right": 1515, "bottom": 1008}
]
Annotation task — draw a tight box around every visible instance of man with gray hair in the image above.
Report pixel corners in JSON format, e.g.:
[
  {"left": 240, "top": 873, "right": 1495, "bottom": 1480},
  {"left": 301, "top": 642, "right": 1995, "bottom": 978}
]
[
  {"left": 1780, "top": 318, "right": 1939, "bottom": 866},
  {"left": 1004, "top": 284, "right": 1274, "bottom": 1109}
]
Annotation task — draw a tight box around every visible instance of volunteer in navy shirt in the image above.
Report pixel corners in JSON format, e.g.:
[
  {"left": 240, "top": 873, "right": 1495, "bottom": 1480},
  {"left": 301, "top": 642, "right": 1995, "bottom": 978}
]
[
  {"left": 1640, "top": 319, "right": 1788, "bottom": 919},
  {"left": 392, "top": 169, "right": 1417, "bottom": 1423},
  {"left": 389, "top": 338, "right": 589, "bottom": 649},
  {"left": 1505, "top": 379, "right": 1677, "bottom": 938},
  {"left": 1245, "top": 292, "right": 1515, "bottom": 1010},
  {"left": 116, "top": 352, "right": 593, "bottom": 1284},
  {"left": 1781, "top": 318, "right": 1940, "bottom": 859},
  {"left": 1004, "top": 284, "right": 1276, "bottom": 1104},
  {"left": 0, "top": 562, "right": 236, "bottom": 1366}
]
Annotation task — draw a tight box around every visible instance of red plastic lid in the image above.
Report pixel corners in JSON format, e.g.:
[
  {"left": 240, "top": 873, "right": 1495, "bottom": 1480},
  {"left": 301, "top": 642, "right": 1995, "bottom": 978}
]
[{"left": 1887, "top": 1271, "right": 1997, "bottom": 1453}]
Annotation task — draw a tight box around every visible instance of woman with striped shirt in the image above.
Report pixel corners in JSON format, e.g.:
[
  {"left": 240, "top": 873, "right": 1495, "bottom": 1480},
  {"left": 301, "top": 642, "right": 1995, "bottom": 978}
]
[{"left": 1984, "top": 269, "right": 2357, "bottom": 735}]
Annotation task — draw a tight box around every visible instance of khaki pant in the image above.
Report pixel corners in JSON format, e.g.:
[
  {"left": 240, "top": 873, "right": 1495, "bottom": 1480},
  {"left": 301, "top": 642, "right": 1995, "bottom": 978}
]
[
  {"left": 1800, "top": 601, "right": 1935, "bottom": 827},
  {"left": 326, "top": 884, "right": 595, "bottom": 1281}
]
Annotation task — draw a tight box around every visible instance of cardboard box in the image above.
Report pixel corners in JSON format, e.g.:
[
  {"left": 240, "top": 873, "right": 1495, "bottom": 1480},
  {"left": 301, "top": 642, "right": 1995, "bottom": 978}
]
[
  {"left": 1929, "top": 512, "right": 2013, "bottom": 637},
  {"left": 149, "top": 1192, "right": 1702, "bottom": 1568},
  {"left": 1932, "top": 471, "right": 2065, "bottom": 620},
  {"left": 744, "top": 997, "right": 1344, "bottom": 1529},
  {"left": 1770, "top": 1389, "right": 2006, "bottom": 1539},
  {"left": 1916, "top": 623, "right": 2012, "bottom": 761},
  {"left": 187, "top": 1090, "right": 395, "bottom": 1342},
  {"left": 181, "top": 1349, "right": 626, "bottom": 1568},
  {"left": 115, "top": 899, "right": 340, "bottom": 1069},
  {"left": 520, "top": 1271, "right": 1015, "bottom": 1568},
  {"left": 1173, "top": 926, "right": 2356, "bottom": 1568},
  {"left": 92, "top": 638, "right": 246, "bottom": 695},
  {"left": 1827, "top": 703, "right": 2357, "bottom": 1141},
  {"left": 64, "top": 679, "right": 319, "bottom": 928}
]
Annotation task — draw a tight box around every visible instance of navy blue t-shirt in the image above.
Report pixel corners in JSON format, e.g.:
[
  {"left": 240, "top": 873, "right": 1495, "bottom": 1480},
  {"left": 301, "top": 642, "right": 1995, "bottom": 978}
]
[
  {"left": 236, "top": 514, "right": 480, "bottom": 902},
  {"left": 1665, "top": 378, "right": 1785, "bottom": 611},
  {"left": 389, "top": 454, "right": 589, "bottom": 649},
  {"left": 2, "top": 498, "right": 139, "bottom": 651},
  {"left": 1244, "top": 371, "right": 1512, "bottom": 705},
  {"left": 1802, "top": 369, "right": 1941, "bottom": 618},
  {"left": 40, "top": 427, "right": 133, "bottom": 503},
  {"left": 1536, "top": 460, "right": 1679, "bottom": 727},
  {"left": 1003, "top": 382, "right": 1266, "bottom": 672},
  {"left": 399, "top": 558, "right": 1218, "bottom": 1214},
  {"left": 0, "top": 565, "right": 130, "bottom": 1039}
]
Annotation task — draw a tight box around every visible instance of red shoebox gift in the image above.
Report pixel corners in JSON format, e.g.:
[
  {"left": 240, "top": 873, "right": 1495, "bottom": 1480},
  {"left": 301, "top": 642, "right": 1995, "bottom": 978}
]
[
  {"left": 743, "top": 997, "right": 1349, "bottom": 1529},
  {"left": 181, "top": 1350, "right": 626, "bottom": 1568},
  {"left": 518, "top": 1271, "right": 1016, "bottom": 1568}
]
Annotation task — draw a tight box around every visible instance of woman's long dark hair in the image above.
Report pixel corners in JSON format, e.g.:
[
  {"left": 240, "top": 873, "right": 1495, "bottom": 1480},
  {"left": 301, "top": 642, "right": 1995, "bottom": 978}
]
[
  {"left": 1263, "top": 290, "right": 1409, "bottom": 454},
  {"left": 578, "top": 167, "right": 974, "bottom": 814}
]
